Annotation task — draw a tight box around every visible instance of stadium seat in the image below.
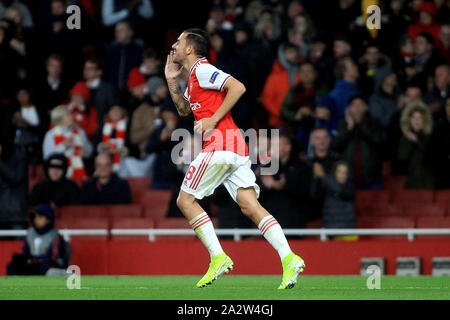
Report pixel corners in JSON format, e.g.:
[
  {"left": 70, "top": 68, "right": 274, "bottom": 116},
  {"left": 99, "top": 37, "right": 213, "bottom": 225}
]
[
  {"left": 355, "top": 190, "right": 390, "bottom": 216},
  {"left": 434, "top": 190, "right": 450, "bottom": 207},
  {"left": 391, "top": 190, "right": 434, "bottom": 204},
  {"left": 415, "top": 216, "right": 450, "bottom": 239},
  {"left": 110, "top": 217, "right": 155, "bottom": 240},
  {"left": 141, "top": 190, "right": 172, "bottom": 220},
  {"left": 55, "top": 217, "right": 109, "bottom": 240},
  {"left": 402, "top": 204, "right": 446, "bottom": 217},
  {"left": 357, "top": 216, "right": 415, "bottom": 239},
  {"left": 366, "top": 203, "right": 403, "bottom": 217},
  {"left": 383, "top": 175, "right": 406, "bottom": 191},
  {"left": 105, "top": 204, "right": 143, "bottom": 219},
  {"left": 60, "top": 205, "right": 106, "bottom": 219},
  {"left": 126, "top": 177, "right": 152, "bottom": 203}
]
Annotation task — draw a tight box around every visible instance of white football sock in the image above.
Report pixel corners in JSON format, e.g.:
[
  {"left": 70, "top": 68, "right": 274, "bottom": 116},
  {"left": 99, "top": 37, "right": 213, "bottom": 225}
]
[
  {"left": 189, "top": 212, "right": 224, "bottom": 258},
  {"left": 258, "top": 215, "right": 292, "bottom": 260}
]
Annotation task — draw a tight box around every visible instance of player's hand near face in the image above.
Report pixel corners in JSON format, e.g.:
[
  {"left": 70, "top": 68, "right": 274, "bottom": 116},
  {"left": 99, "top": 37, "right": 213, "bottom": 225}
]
[{"left": 165, "top": 51, "right": 183, "bottom": 80}]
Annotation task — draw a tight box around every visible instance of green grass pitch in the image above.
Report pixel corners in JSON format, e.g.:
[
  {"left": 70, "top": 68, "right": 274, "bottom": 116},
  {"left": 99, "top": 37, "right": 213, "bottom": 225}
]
[{"left": 0, "top": 275, "right": 449, "bottom": 300}]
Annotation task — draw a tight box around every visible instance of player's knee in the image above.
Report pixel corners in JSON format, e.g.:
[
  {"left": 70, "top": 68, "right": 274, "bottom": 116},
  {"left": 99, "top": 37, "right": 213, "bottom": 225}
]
[
  {"left": 176, "top": 193, "right": 193, "bottom": 212},
  {"left": 238, "top": 200, "right": 260, "bottom": 219}
]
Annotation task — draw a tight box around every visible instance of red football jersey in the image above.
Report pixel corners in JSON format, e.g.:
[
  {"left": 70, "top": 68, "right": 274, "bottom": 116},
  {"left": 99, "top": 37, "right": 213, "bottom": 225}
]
[{"left": 183, "top": 57, "right": 248, "bottom": 156}]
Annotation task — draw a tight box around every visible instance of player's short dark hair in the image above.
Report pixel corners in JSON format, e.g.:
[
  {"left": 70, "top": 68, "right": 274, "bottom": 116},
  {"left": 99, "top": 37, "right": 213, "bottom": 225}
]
[{"left": 183, "top": 28, "right": 210, "bottom": 58}]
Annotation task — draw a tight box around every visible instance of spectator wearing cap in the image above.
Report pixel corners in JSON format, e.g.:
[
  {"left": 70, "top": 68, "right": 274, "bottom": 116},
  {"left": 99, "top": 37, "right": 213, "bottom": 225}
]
[
  {"left": 42, "top": 106, "right": 93, "bottom": 179},
  {"left": 398, "top": 101, "right": 434, "bottom": 189},
  {"left": 424, "top": 64, "right": 450, "bottom": 115},
  {"left": 333, "top": 95, "right": 385, "bottom": 189},
  {"left": 124, "top": 67, "right": 148, "bottom": 113},
  {"left": 30, "top": 153, "right": 80, "bottom": 207},
  {"left": 368, "top": 67, "right": 400, "bottom": 129},
  {"left": 407, "top": 2, "right": 441, "bottom": 45},
  {"left": 79, "top": 152, "right": 132, "bottom": 205},
  {"left": 6, "top": 204, "right": 71, "bottom": 276},
  {"left": 147, "top": 76, "right": 168, "bottom": 106},
  {"left": 83, "top": 58, "right": 119, "bottom": 128},
  {"left": 65, "top": 81, "right": 99, "bottom": 140},
  {"left": 104, "top": 21, "right": 144, "bottom": 90}
]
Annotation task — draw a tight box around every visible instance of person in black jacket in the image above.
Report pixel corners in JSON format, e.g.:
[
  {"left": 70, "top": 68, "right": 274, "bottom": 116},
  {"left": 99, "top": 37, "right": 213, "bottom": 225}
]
[
  {"left": 6, "top": 204, "right": 70, "bottom": 275},
  {"left": 30, "top": 153, "right": 80, "bottom": 207},
  {"left": 333, "top": 94, "right": 385, "bottom": 189},
  {"left": 255, "top": 131, "right": 310, "bottom": 231},
  {"left": 311, "top": 160, "right": 357, "bottom": 239},
  {"left": 0, "top": 128, "right": 28, "bottom": 230},
  {"left": 79, "top": 152, "right": 131, "bottom": 205},
  {"left": 431, "top": 97, "right": 450, "bottom": 189}
]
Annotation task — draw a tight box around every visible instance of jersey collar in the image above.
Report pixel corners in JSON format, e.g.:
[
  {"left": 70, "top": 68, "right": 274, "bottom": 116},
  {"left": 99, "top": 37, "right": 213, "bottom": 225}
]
[{"left": 188, "top": 57, "right": 207, "bottom": 78}]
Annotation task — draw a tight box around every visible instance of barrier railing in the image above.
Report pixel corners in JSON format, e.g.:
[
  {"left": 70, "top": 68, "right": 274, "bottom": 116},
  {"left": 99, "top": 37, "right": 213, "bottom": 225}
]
[{"left": 2, "top": 229, "right": 449, "bottom": 242}]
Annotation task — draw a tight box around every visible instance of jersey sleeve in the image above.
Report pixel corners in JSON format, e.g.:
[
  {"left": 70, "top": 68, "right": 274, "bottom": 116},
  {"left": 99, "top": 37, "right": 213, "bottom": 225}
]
[
  {"left": 183, "top": 87, "right": 189, "bottom": 101},
  {"left": 195, "top": 64, "right": 231, "bottom": 91}
]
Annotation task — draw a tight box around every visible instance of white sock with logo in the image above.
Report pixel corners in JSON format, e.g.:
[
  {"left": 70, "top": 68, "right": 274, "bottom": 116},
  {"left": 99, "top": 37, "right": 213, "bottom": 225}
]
[
  {"left": 258, "top": 215, "right": 292, "bottom": 260},
  {"left": 189, "top": 212, "right": 224, "bottom": 258}
]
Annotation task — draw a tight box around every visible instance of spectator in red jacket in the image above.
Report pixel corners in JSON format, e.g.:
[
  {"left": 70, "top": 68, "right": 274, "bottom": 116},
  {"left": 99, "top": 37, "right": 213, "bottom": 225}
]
[
  {"left": 66, "top": 81, "right": 99, "bottom": 140},
  {"left": 261, "top": 42, "right": 301, "bottom": 128},
  {"left": 407, "top": 2, "right": 441, "bottom": 45}
]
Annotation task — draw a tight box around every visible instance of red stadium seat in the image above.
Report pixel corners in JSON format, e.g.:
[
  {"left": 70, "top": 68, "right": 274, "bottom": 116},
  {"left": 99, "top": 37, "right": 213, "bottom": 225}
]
[
  {"left": 105, "top": 204, "right": 143, "bottom": 219},
  {"left": 141, "top": 190, "right": 172, "bottom": 220},
  {"left": 357, "top": 216, "right": 415, "bottom": 239},
  {"left": 55, "top": 217, "right": 109, "bottom": 240},
  {"left": 60, "top": 205, "right": 106, "bottom": 219},
  {"left": 355, "top": 190, "right": 390, "bottom": 216},
  {"left": 416, "top": 216, "right": 450, "bottom": 239},
  {"left": 110, "top": 217, "right": 155, "bottom": 240},
  {"left": 366, "top": 203, "right": 403, "bottom": 217},
  {"left": 383, "top": 175, "right": 406, "bottom": 191},
  {"left": 391, "top": 190, "right": 433, "bottom": 204},
  {"left": 126, "top": 177, "right": 152, "bottom": 203},
  {"left": 402, "top": 204, "right": 446, "bottom": 217},
  {"left": 435, "top": 190, "right": 450, "bottom": 207}
]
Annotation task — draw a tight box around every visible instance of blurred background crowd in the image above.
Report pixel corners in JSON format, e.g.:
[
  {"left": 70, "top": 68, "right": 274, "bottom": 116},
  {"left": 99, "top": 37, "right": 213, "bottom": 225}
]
[{"left": 0, "top": 0, "right": 450, "bottom": 233}]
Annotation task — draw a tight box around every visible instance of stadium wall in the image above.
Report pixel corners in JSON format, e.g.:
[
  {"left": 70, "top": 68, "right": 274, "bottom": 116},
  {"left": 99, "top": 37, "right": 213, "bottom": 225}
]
[{"left": 2, "top": 239, "right": 450, "bottom": 275}]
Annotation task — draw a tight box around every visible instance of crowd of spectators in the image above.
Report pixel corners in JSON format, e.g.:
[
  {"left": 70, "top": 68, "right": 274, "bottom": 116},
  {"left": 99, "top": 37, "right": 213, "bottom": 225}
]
[{"left": 0, "top": 0, "right": 450, "bottom": 232}]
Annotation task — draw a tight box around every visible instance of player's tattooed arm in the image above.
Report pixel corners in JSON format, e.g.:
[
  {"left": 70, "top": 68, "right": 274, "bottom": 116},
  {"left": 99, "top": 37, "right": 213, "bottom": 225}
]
[
  {"left": 165, "top": 50, "right": 191, "bottom": 117},
  {"left": 167, "top": 79, "right": 191, "bottom": 116}
]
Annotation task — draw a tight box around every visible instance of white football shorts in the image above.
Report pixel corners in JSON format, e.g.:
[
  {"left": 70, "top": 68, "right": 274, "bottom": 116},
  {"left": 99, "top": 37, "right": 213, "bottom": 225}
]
[{"left": 180, "top": 150, "right": 260, "bottom": 202}]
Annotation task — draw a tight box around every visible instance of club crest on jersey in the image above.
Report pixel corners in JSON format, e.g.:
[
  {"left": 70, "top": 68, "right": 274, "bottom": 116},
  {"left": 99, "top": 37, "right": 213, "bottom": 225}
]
[
  {"left": 190, "top": 102, "right": 201, "bottom": 110},
  {"left": 209, "top": 71, "right": 219, "bottom": 84}
]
